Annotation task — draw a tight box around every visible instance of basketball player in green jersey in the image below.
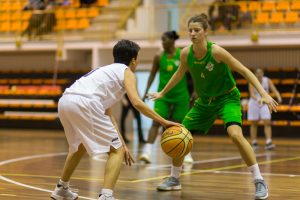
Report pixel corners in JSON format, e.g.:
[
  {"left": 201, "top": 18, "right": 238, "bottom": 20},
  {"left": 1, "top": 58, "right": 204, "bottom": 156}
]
[
  {"left": 149, "top": 14, "right": 278, "bottom": 200},
  {"left": 139, "top": 31, "right": 190, "bottom": 164}
]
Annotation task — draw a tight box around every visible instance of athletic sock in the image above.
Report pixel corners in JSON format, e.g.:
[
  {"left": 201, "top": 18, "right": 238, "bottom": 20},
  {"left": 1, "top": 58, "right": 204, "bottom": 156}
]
[
  {"left": 266, "top": 139, "right": 272, "bottom": 144},
  {"left": 248, "top": 163, "right": 263, "bottom": 180},
  {"left": 101, "top": 188, "right": 113, "bottom": 196},
  {"left": 144, "top": 143, "right": 153, "bottom": 155},
  {"left": 58, "top": 179, "right": 70, "bottom": 188},
  {"left": 171, "top": 165, "right": 182, "bottom": 179}
]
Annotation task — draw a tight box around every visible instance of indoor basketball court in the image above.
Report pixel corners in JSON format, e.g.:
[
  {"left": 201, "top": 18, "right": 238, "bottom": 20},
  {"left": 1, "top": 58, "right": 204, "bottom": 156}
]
[
  {"left": 0, "top": 129, "right": 299, "bottom": 200},
  {"left": 1, "top": 0, "right": 300, "bottom": 200}
]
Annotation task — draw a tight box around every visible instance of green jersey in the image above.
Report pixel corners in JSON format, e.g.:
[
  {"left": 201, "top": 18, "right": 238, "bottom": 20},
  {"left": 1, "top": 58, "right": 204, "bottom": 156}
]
[
  {"left": 187, "top": 41, "right": 236, "bottom": 98},
  {"left": 158, "top": 48, "right": 189, "bottom": 101}
]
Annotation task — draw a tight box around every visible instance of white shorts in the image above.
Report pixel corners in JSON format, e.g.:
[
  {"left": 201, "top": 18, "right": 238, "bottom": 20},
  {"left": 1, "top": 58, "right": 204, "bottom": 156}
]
[
  {"left": 58, "top": 94, "right": 122, "bottom": 156},
  {"left": 247, "top": 98, "right": 271, "bottom": 121}
]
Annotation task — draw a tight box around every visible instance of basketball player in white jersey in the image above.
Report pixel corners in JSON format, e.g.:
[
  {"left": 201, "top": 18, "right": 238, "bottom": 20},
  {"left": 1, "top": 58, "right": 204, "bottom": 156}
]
[
  {"left": 50, "top": 40, "right": 180, "bottom": 200},
  {"left": 248, "top": 68, "right": 282, "bottom": 150}
]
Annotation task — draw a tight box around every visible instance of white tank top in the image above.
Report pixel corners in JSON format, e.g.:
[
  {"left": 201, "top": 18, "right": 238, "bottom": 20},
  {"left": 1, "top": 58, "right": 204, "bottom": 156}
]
[
  {"left": 64, "top": 63, "right": 128, "bottom": 109},
  {"left": 253, "top": 76, "right": 269, "bottom": 100}
]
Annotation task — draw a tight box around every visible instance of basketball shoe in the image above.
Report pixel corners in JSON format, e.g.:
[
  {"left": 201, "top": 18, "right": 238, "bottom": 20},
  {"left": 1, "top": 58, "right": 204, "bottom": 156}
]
[
  {"left": 254, "top": 179, "right": 268, "bottom": 199},
  {"left": 98, "top": 194, "right": 115, "bottom": 200},
  {"left": 157, "top": 177, "right": 181, "bottom": 191},
  {"left": 139, "top": 153, "right": 151, "bottom": 164},
  {"left": 265, "top": 142, "right": 275, "bottom": 150},
  {"left": 51, "top": 184, "right": 78, "bottom": 200}
]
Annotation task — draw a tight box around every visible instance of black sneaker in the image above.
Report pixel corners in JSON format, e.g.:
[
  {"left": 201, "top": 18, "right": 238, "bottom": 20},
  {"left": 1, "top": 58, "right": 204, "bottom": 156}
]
[
  {"left": 265, "top": 142, "right": 275, "bottom": 150},
  {"left": 252, "top": 142, "right": 259, "bottom": 151}
]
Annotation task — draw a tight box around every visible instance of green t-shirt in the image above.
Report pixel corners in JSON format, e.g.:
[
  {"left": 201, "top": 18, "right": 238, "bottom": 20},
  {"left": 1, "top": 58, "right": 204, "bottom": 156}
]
[
  {"left": 187, "top": 41, "right": 236, "bottom": 98},
  {"left": 158, "top": 48, "right": 189, "bottom": 101}
]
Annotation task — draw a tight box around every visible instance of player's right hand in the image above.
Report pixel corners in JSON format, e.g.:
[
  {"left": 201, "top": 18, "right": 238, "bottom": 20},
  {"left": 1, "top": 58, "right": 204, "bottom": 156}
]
[
  {"left": 162, "top": 120, "right": 182, "bottom": 129},
  {"left": 123, "top": 146, "right": 134, "bottom": 166},
  {"left": 147, "top": 92, "right": 163, "bottom": 101}
]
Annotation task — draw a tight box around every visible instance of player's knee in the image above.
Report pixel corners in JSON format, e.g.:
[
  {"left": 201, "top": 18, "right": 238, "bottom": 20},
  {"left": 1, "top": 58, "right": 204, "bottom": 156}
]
[{"left": 228, "top": 130, "right": 244, "bottom": 142}]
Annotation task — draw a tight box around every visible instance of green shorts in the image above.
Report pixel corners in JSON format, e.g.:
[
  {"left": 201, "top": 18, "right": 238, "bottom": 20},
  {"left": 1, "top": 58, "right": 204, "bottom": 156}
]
[
  {"left": 182, "top": 88, "right": 242, "bottom": 134},
  {"left": 154, "top": 97, "right": 190, "bottom": 122}
]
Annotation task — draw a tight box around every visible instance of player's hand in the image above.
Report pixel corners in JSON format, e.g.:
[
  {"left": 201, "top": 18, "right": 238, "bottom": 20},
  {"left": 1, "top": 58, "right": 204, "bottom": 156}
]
[
  {"left": 259, "top": 94, "right": 278, "bottom": 113},
  {"left": 147, "top": 92, "right": 163, "bottom": 101},
  {"left": 123, "top": 146, "right": 135, "bottom": 166},
  {"left": 161, "top": 119, "right": 182, "bottom": 129}
]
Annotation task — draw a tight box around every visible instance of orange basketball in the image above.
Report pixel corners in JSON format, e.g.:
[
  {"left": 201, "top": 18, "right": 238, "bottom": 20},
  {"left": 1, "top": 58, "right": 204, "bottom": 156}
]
[{"left": 160, "top": 126, "right": 193, "bottom": 158}]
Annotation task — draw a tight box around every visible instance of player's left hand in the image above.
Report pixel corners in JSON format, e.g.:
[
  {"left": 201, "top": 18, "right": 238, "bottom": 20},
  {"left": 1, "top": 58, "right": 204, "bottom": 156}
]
[
  {"left": 123, "top": 146, "right": 135, "bottom": 166},
  {"left": 259, "top": 94, "right": 278, "bottom": 113}
]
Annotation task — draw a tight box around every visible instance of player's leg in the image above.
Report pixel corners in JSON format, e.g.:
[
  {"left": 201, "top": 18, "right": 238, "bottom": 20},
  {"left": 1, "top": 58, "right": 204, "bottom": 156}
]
[
  {"left": 51, "top": 96, "right": 84, "bottom": 200},
  {"left": 227, "top": 125, "right": 268, "bottom": 199},
  {"left": 250, "top": 121, "right": 259, "bottom": 150},
  {"left": 157, "top": 99, "right": 216, "bottom": 191},
  {"left": 247, "top": 98, "right": 260, "bottom": 149},
  {"left": 99, "top": 146, "right": 125, "bottom": 200},
  {"left": 139, "top": 99, "right": 169, "bottom": 163},
  {"left": 172, "top": 97, "right": 193, "bottom": 163},
  {"left": 260, "top": 104, "right": 274, "bottom": 150},
  {"left": 221, "top": 90, "right": 268, "bottom": 199}
]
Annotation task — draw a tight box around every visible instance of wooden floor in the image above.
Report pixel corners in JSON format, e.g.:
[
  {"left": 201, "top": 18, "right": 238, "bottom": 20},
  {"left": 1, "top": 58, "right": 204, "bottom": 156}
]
[{"left": 0, "top": 129, "right": 300, "bottom": 200}]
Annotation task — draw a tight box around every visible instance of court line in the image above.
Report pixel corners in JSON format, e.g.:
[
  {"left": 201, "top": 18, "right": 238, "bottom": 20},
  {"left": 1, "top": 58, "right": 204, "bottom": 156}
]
[
  {"left": 213, "top": 170, "right": 300, "bottom": 177},
  {"left": 1, "top": 152, "right": 299, "bottom": 197},
  {"left": 0, "top": 152, "right": 95, "bottom": 200},
  {"left": 145, "top": 153, "right": 272, "bottom": 170},
  {"left": 130, "top": 155, "right": 300, "bottom": 183}
]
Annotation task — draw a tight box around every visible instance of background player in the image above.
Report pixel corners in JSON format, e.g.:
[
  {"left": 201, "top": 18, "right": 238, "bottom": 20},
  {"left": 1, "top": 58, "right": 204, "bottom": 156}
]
[
  {"left": 248, "top": 68, "right": 282, "bottom": 150},
  {"left": 139, "top": 31, "right": 190, "bottom": 164}
]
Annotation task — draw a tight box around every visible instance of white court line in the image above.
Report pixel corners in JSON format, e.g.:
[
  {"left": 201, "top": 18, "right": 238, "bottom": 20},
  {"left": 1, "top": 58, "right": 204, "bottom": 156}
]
[
  {"left": 0, "top": 152, "right": 96, "bottom": 200},
  {"left": 145, "top": 153, "right": 273, "bottom": 170},
  {"left": 213, "top": 170, "right": 300, "bottom": 178}
]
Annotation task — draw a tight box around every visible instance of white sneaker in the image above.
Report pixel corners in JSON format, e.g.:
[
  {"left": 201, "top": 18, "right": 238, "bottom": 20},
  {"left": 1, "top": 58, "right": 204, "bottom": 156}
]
[
  {"left": 98, "top": 194, "right": 115, "bottom": 200},
  {"left": 139, "top": 153, "right": 151, "bottom": 164},
  {"left": 183, "top": 152, "right": 194, "bottom": 164},
  {"left": 51, "top": 184, "right": 78, "bottom": 200}
]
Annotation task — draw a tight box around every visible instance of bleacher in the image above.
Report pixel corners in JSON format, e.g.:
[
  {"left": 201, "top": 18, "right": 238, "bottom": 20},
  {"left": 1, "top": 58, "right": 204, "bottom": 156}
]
[
  {"left": 0, "top": 69, "right": 88, "bottom": 129},
  {"left": 240, "top": 1, "right": 300, "bottom": 25}
]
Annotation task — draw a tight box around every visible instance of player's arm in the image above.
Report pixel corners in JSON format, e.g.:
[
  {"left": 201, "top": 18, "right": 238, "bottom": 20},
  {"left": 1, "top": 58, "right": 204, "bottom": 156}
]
[
  {"left": 142, "top": 52, "right": 160, "bottom": 100},
  {"left": 212, "top": 44, "right": 278, "bottom": 112},
  {"left": 268, "top": 78, "right": 282, "bottom": 103},
  {"left": 124, "top": 69, "right": 180, "bottom": 128},
  {"left": 148, "top": 47, "right": 189, "bottom": 100},
  {"left": 105, "top": 107, "right": 134, "bottom": 166}
]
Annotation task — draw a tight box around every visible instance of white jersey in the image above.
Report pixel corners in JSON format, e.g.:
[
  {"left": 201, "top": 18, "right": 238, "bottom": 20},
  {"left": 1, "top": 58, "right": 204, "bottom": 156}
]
[
  {"left": 252, "top": 76, "right": 269, "bottom": 101},
  {"left": 64, "top": 63, "right": 128, "bottom": 109},
  {"left": 248, "top": 76, "right": 271, "bottom": 120}
]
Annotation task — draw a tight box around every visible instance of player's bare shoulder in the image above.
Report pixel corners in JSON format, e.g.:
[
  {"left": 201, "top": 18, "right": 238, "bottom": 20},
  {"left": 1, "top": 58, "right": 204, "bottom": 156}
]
[
  {"left": 180, "top": 46, "right": 190, "bottom": 60},
  {"left": 211, "top": 44, "right": 228, "bottom": 63}
]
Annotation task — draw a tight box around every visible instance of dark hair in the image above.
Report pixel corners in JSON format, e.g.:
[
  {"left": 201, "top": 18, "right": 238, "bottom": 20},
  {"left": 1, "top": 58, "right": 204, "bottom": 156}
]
[
  {"left": 187, "top": 14, "right": 209, "bottom": 30},
  {"left": 163, "top": 30, "right": 180, "bottom": 41},
  {"left": 113, "top": 39, "right": 140, "bottom": 66}
]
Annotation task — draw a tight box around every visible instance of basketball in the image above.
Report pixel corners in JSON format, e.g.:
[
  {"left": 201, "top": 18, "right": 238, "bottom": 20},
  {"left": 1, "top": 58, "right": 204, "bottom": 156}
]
[{"left": 160, "top": 126, "right": 193, "bottom": 158}]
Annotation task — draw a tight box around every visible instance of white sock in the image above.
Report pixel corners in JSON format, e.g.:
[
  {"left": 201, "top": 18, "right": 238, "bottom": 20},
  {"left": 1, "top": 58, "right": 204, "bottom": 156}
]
[
  {"left": 266, "top": 139, "right": 272, "bottom": 144},
  {"left": 101, "top": 188, "right": 113, "bottom": 196},
  {"left": 144, "top": 143, "right": 153, "bottom": 155},
  {"left": 58, "top": 179, "right": 69, "bottom": 188},
  {"left": 171, "top": 165, "right": 182, "bottom": 179},
  {"left": 248, "top": 163, "right": 263, "bottom": 180},
  {"left": 252, "top": 140, "right": 257, "bottom": 144}
]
